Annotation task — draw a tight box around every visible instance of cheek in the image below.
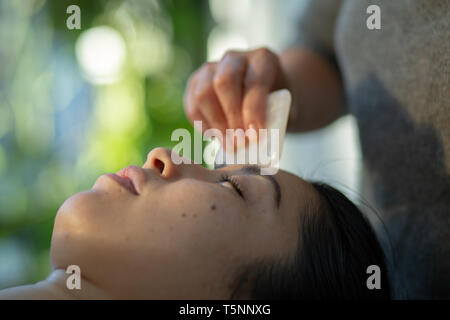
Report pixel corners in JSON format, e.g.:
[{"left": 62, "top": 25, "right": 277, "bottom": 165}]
[{"left": 143, "top": 181, "right": 251, "bottom": 254}]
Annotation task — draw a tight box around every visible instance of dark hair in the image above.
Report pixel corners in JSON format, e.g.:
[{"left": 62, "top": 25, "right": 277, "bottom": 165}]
[{"left": 231, "top": 182, "right": 391, "bottom": 299}]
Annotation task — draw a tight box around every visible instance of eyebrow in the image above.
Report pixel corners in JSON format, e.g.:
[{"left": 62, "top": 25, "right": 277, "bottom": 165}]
[{"left": 237, "top": 165, "right": 281, "bottom": 209}]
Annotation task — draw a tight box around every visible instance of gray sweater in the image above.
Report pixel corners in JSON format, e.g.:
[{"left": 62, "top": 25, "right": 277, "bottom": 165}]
[{"left": 294, "top": 0, "right": 449, "bottom": 299}]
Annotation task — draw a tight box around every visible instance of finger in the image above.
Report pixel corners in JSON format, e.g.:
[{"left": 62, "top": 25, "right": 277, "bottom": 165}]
[
  {"left": 186, "top": 104, "right": 211, "bottom": 133},
  {"left": 185, "top": 70, "right": 210, "bottom": 133},
  {"left": 242, "top": 48, "right": 278, "bottom": 130},
  {"left": 193, "top": 63, "right": 227, "bottom": 134},
  {"left": 213, "top": 51, "right": 247, "bottom": 130}
]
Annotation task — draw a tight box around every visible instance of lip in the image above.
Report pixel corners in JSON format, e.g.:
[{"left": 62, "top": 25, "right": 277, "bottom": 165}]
[
  {"left": 116, "top": 165, "right": 147, "bottom": 195},
  {"left": 105, "top": 173, "right": 139, "bottom": 195}
]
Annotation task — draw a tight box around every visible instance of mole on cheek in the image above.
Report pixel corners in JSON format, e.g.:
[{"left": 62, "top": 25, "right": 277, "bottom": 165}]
[
  {"left": 210, "top": 204, "right": 216, "bottom": 211},
  {"left": 181, "top": 213, "right": 187, "bottom": 218}
]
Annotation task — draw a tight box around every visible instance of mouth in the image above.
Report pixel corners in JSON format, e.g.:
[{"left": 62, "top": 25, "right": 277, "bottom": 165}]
[
  {"left": 116, "top": 165, "right": 146, "bottom": 195},
  {"left": 105, "top": 173, "right": 139, "bottom": 195}
]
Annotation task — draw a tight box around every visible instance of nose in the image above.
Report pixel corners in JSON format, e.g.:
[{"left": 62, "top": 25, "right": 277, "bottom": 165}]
[{"left": 144, "top": 147, "right": 188, "bottom": 179}]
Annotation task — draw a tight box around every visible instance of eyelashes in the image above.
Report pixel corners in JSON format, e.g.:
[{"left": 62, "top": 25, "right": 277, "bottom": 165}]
[{"left": 219, "top": 174, "right": 244, "bottom": 198}]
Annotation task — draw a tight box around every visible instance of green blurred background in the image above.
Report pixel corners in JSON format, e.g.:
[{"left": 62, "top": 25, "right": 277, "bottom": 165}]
[{"left": 0, "top": 0, "right": 212, "bottom": 288}]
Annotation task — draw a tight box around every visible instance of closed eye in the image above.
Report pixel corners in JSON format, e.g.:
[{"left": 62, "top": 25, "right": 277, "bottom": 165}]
[
  {"left": 219, "top": 174, "right": 244, "bottom": 198},
  {"left": 217, "top": 165, "right": 281, "bottom": 209}
]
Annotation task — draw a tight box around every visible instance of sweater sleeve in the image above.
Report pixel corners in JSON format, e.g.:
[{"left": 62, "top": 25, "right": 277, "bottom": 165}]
[{"left": 289, "top": 0, "right": 343, "bottom": 68}]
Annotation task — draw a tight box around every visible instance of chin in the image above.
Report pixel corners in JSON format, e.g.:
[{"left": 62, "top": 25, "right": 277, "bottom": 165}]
[{"left": 50, "top": 190, "right": 99, "bottom": 270}]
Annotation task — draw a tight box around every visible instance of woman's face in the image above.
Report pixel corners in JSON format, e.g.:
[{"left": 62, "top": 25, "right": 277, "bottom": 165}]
[{"left": 51, "top": 148, "right": 317, "bottom": 299}]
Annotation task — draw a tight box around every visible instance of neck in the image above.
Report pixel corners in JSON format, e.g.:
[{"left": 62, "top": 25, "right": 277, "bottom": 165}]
[{"left": 0, "top": 269, "right": 112, "bottom": 300}]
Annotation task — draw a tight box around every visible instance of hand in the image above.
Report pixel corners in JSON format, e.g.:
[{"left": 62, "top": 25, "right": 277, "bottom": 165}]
[{"left": 184, "top": 47, "right": 288, "bottom": 135}]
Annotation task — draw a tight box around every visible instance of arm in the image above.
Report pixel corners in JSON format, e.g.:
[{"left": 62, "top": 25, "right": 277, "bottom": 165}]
[{"left": 280, "top": 46, "right": 346, "bottom": 133}]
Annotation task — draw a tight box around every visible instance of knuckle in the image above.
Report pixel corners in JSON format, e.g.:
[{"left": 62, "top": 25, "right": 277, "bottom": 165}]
[
  {"left": 203, "top": 62, "right": 216, "bottom": 72},
  {"left": 196, "top": 62, "right": 214, "bottom": 77},
  {"left": 254, "top": 47, "right": 276, "bottom": 61},
  {"left": 194, "top": 85, "right": 214, "bottom": 103},
  {"left": 222, "top": 50, "right": 238, "bottom": 61},
  {"left": 213, "top": 71, "right": 234, "bottom": 89}
]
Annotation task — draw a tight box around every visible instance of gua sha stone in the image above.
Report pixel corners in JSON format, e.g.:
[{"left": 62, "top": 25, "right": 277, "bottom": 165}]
[{"left": 213, "top": 89, "right": 291, "bottom": 173}]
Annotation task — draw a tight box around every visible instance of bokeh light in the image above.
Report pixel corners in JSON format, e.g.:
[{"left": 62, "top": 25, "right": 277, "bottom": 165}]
[{"left": 75, "top": 26, "right": 127, "bottom": 84}]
